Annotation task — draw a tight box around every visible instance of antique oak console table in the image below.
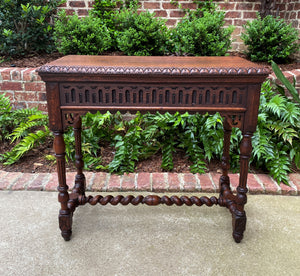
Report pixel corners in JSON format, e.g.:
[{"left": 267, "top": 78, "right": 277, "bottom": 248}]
[{"left": 37, "top": 55, "right": 269, "bottom": 243}]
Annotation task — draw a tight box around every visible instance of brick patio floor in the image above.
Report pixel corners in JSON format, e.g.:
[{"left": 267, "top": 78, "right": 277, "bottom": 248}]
[{"left": 0, "top": 170, "right": 299, "bottom": 195}]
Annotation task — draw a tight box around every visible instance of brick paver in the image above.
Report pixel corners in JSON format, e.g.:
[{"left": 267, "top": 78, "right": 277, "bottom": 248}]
[
  {"left": 168, "top": 173, "right": 181, "bottom": 192},
  {"left": 136, "top": 173, "right": 151, "bottom": 191},
  {"left": 91, "top": 172, "right": 108, "bottom": 192},
  {"left": 152, "top": 173, "right": 167, "bottom": 192},
  {"left": 0, "top": 170, "right": 299, "bottom": 195},
  {"left": 121, "top": 173, "right": 136, "bottom": 191}
]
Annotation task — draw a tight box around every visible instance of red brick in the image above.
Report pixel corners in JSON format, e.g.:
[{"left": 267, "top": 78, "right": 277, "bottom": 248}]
[
  {"left": 289, "top": 174, "right": 300, "bottom": 194},
  {"left": 169, "top": 10, "right": 185, "bottom": 18},
  {"left": 289, "top": 12, "right": 296, "bottom": 20},
  {"left": 59, "top": 2, "right": 67, "bottom": 8},
  {"left": 154, "top": 10, "right": 168, "bottom": 17},
  {"left": 27, "top": 173, "right": 49, "bottom": 191},
  {"left": 234, "top": 19, "right": 248, "bottom": 26},
  {"left": 287, "top": 3, "right": 294, "bottom": 11},
  {"left": 247, "top": 173, "right": 264, "bottom": 194},
  {"left": 13, "top": 102, "right": 27, "bottom": 109},
  {"left": 210, "top": 172, "right": 221, "bottom": 192},
  {"left": 197, "top": 173, "right": 215, "bottom": 193},
  {"left": 280, "top": 182, "right": 297, "bottom": 195},
  {"left": 1, "top": 82, "right": 22, "bottom": 91},
  {"left": 44, "top": 173, "right": 59, "bottom": 191},
  {"left": 24, "top": 82, "right": 45, "bottom": 92},
  {"left": 65, "top": 172, "right": 77, "bottom": 191},
  {"left": 236, "top": 3, "right": 254, "bottom": 10},
  {"left": 108, "top": 174, "right": 121, "bottom": 191},
  {"left": 0, "top": 172, "right": 22, "bottom": 190},
  {"left": 182, "top": 173, "right": 197, "bottom": 192},
  {"left": 137, "top": 172, "right": 151, "bottom": 191},
  {"left": 91, "top": 172, "right": 108, "bottom": 192},
  {"left": 152, "top": 173, "right": 167, "bottom": 192},
  {"left": 162, "top": 3, "right": 178, "bottom": 9},
  {"left": 226, "top": 11, "right": 242, "bottom": 18},
  {"left": 228, "top": 173, "right": 239, "bottom": 192},
  {"left": 0, "top": 171, "right": 9, "bottom": 189},
  {"left": 0, "top": 91, "right": 14, "bottom": 101},
  {"left": 69, "top": 1, "right": 86, "bottom": 8},
  {"left": 38, "top": 92, "right": 47, "bottom": 101},
  {"left": 14, "top": 91, "right": 38, "bottom": 102},
  {"left": 219, "top": 3, "right": 236, "bottom": 10},
  {"left": 65, "top": 9, "right": 76, "bottom": 16},
  {"left": 180, "top": 3, "right": 197, "bottom": 10},
  {"left": 77, "top": 9, "right": 89, "bottom": 16},
  {"left": 27, "top": 103, "right": 47, "bottom": 111},
  {"left": 11, "top": 69, "right": 22, "bottom": 81},
  {"left": 28, "top": 71, "right": 41, "bottom": 82},
  {"left": 22, "top": 68, "right": 37, "bottom": 81},
  {"left": 224, "top": 19, "right": 233, "bottom": 26},
  {"left": 12, "top": 173, "right": 36, "bottom": 190},
  {"left": 84, "top": 172, "right": 94, "bottom": 190},
  {"left": 166, "top": 19, "right": 177, "bottom": 26},
  {"left": 168, "top": 173, "right": 181, "bottom": 192},
  {"left": 0, "top": 69, "right": 12, "bottom": 80},
  {"left": 88, "top": 1, "right": 95, "bottom": 8},
  {"left": 121, "top": 173, "right": 136, "bottom": 191},
  {"left": 256, "top": 174, "right": 279, "bottom": 194},
  {"left": 243, "top": 11, "right": 257, "bottom": 19},
  {"left": 254, "top": 4, "right": 261, "bottom": 10},
  {"left": 144, "top": 2, "right": 160, "bottom": 9}
]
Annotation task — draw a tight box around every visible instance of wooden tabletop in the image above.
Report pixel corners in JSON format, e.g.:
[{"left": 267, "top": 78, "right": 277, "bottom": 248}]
[{"left": 37, "top": 55, "right": 270, "bottom": 76}]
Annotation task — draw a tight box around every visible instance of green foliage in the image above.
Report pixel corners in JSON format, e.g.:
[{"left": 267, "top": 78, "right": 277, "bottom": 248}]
[
  {"left": 64, "top": 111, "right": 121, "bottom": 170},
  {"left": 54, "top": 10, "right": 112, "bottom": 55},
  {"left": 0, "top": 94, "right": 39, "bottom": 140},
  {"left": 169, "top": 11, "right": 234, "bottom": 56},
  {"left": 251, "top": 80, "right": 300, "bottom": 184},
  {"left": 0, "top": 106, "right": 50, "bottom": 165},
  {"left": 114, "top": 4, "right": 170, "bottom": 56},
  {"left": 2, "top": 67, "right": 299, "bottom": 185},
  {"left": 0, "top": 94, "right": 13, "bottom": 140},
  {"left": 271, "top": 61, "right": 300, "bottom": 104},
  {"left": 0, "top": 0, "right": 62, "bottom": 57},
  {"left": 171, "top": 0, "right": 217, "bottom": 18},
  {"left": 241, "top": 14, "right": 299, "bottom": 63},
  {"left": 91, "top": 0, "right": 131, "bottom": 50}
]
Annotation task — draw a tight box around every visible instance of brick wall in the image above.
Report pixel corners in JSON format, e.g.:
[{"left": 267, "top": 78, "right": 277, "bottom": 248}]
[
  {"left": 0, "top": 68, "right": 47, "bottom": 111},
  {"left": 0, "top": 0, "right": 299, "bottom": 111},
  {"left": 0, "top": 67, "right": 299, "bottom": 112},
  {"left": 59, "top": 0, "right": 300, "bottom": 53}
]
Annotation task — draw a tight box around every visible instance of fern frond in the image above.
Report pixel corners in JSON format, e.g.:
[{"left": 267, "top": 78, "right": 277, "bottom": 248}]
[
  {"left": 265, "top": 94, "right": 286, "bottom": 117},
  {"left": 2, "top": 128, "right": 50, "bottom": 165}
]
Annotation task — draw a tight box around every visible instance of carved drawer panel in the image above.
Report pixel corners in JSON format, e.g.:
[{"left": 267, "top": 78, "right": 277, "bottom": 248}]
[{"left": 59, "top": 83, "right": 247, "bottom": 108}]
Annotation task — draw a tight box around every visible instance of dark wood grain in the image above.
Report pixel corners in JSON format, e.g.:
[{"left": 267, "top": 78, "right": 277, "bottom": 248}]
[{"left": 38, "top": 55, "right": 269, "bottom": 243}]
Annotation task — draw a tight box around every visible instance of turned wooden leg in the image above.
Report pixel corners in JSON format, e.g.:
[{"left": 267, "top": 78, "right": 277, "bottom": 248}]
[
  {"left": 73, "top": 116, "right": 86, "bottom": 196},
  {"left": 54, "top": 131, "right": 72, "bottom": 241},
  {"left": 219, "top": 119, "right": 232, "bottom": 206},
  {"left": 232, "top": 131, "right": 252, "bottom": 243}
]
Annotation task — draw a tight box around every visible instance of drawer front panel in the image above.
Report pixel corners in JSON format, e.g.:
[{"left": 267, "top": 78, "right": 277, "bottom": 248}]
[{"left": 59, "top": 83, "right": 248, "bottom": 108}]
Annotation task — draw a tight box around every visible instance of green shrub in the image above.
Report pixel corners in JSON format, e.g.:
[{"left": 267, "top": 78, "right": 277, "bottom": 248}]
[
  {"left": 169, "top": 11, "right": 234, "bottom": 56},
  {"left": 0, "top": 97, "right": 50, "bottom": 165},
  {"left": 54, "top": 10, "right": 112, "bottom": 55},
  {"left": 251, "top": 79, "right": 300, "bottom": 184},
  {"left": 114, "top": 4, "right": 170, "bottom": 56},
  {"left": 0, "top": 0, "right": 61, "bottom": 57},
  {"left": 241, "top": 14, "right": 299, "bottom": 63},
  {"left": 171, "top": 0, "right": 217, "bottom": 18}
]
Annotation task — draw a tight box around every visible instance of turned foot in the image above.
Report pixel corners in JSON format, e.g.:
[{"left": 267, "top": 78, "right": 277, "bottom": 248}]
[
  {"left": 61, "top": 230, "right": 72, "bottom": 241},
  {"left": 59, "top": 213, "right": 73, "bottom": 241},
  {"left": 232, "top": 211, "right": 247, "bottom": 243}
]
